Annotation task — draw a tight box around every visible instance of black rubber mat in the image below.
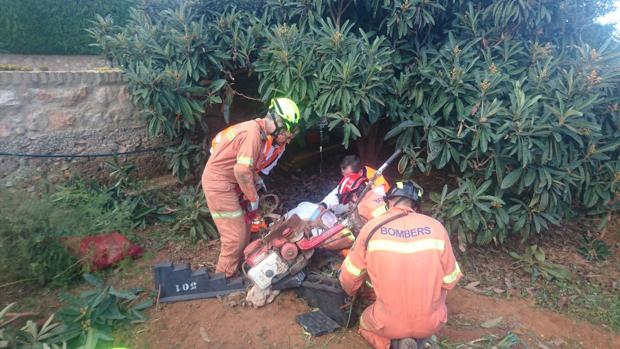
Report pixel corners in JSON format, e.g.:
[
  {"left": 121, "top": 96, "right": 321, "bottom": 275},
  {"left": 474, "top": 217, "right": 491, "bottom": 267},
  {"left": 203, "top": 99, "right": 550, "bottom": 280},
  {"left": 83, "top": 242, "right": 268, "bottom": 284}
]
[
  {"left": 296, "top": 310, "right": 341, "bottom": 337},
  {"left": 296, "top": 273, "right": 355, "bottom": 327},
  {"left": 153, "top": 261, "right": 245, "bottom": 302}
]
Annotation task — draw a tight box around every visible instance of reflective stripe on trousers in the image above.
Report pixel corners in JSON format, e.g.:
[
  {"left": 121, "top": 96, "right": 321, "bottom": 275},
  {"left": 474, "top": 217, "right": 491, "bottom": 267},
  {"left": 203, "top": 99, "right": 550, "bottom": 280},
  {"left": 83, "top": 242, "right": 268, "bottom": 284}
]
[
  {"left": 202, "top": 179, "right": 249, "bottom": 277},
  {"left": 211, "top": 209, "right": 243, "bottom": 219}
]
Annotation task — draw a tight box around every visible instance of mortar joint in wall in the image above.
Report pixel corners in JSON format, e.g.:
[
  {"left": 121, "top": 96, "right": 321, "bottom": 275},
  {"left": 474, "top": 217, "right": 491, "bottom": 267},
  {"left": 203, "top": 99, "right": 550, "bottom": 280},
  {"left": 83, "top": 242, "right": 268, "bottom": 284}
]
[{"left": 50, "top": 72, "right": 61, "bottom": 86}]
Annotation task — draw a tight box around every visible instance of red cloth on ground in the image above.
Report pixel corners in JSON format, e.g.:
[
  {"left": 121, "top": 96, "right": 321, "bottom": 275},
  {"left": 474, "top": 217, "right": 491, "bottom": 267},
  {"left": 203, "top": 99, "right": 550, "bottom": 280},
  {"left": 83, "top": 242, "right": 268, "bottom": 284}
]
[{"left": 79, "top": 232, "right": 143, "bottom": 271}]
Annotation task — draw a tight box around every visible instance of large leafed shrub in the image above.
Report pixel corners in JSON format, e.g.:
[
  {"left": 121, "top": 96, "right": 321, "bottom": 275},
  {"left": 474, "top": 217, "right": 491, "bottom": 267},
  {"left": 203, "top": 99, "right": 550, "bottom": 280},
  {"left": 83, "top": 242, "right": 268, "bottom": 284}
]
[{"left": 92, "top": 0, "right": 620, "bottom": 247}]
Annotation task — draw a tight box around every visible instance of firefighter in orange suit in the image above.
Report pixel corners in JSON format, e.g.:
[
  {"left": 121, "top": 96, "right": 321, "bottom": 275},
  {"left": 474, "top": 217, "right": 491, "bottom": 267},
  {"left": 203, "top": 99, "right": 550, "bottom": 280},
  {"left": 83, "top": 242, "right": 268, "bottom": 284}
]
[
  {"left": 339, "top": 181, "right": 463, "bottom": 349},
  {"left": 202, "top": 98, "right": 300, "bottom": 278}
]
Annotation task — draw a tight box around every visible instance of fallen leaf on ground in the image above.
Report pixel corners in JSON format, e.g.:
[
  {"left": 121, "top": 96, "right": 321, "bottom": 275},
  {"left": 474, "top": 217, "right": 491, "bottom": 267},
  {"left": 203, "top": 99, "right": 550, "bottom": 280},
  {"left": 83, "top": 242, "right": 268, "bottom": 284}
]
[
  {"left": 557, "top": 296, "right": 571, "bottom": 308},
  {"left": 547, "top": 337, "right": 567, "bottom": 347},
  {"left": 480, "top": 316, "right": 504, "bottom": 328},
  {"left": 464, "top": 281, "right": 486, "bottom": 294},
  {"left": 200, "top": 327, "right": 211, "bottom": 342},
  {"left": 465, "top": 281, "right": 480, "bottom": 288},
  {"left": 583, "top": 273, "right": 601, "bottom": 278},
  {"left": 525, "top": 287, "right": 537, "bottom": 298}
]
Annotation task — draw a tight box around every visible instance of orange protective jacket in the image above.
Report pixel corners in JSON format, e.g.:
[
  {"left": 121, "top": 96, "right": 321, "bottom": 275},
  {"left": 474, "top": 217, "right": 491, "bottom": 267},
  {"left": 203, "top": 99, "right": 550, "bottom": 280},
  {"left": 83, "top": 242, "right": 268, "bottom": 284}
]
[
  {"left": 339, "top": 206, "right": 463, "bottom": 340},
  {"left": 357, "top": 187, "right": 388, "bottom": 223},
  {"left": 362, "top": 166, "right": 390, "bottom": 193},
  {"left": 203, "top": 119, "right": 267, "bottom": 203},
  {"left": 211, "top": 130, "right": 284, "bottom": 176}
]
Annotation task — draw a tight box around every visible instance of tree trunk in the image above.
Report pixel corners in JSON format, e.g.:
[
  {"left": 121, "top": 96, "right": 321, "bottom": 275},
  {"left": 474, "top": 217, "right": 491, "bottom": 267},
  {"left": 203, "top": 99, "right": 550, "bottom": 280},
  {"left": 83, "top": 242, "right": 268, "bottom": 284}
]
[{"left": 355, "top": 122, "right": 383, "bottom": 167}]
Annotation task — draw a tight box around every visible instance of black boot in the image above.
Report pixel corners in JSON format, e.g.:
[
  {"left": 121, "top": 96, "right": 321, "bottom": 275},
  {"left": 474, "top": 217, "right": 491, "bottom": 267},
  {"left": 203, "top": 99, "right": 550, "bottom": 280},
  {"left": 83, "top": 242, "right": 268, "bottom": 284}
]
[
  {"left": 415, "top": 337, "right": 436, "bottom": 349},
  {"left": 390, "top": 337, "right": 418, "bottom": 349}
]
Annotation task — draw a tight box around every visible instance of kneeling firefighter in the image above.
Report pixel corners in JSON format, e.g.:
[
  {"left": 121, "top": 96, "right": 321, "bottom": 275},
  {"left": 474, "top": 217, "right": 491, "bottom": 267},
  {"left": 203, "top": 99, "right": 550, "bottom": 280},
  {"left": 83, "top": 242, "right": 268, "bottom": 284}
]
[
  {"left": 201, "top": 98, "right": 300, "bottom": 278},
  {"left": 339, "top": 181, "right": 463, "bottom": 349}
]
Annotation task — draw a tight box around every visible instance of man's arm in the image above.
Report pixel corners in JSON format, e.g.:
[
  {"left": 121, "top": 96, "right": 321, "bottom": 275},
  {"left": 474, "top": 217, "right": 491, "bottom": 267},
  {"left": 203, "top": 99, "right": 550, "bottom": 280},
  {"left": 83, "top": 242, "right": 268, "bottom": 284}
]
[
  {"left": 310, "top": 186, "right": 340, "bottom": 221},
  {"left": 233, "top": 132, "right": 260, "bottom": 203},
  {"left": 440, "top": 227, "right": 463, "bottom": 290},
  {"left": 320, "top": 187, "right": 339, "bottom": 210},
  {"left": 339, "top": 226, "right": 369, "bottom": 296},
  {"left": 234, "top": 164, "right": 258, "bottom": 203}
]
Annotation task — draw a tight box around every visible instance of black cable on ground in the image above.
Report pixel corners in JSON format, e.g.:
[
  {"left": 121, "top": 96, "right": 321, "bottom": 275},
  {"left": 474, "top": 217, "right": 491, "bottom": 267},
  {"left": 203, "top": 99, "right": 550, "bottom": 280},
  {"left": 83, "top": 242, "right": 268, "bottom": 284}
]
[{"left": 0, "top": 144, "right": 175, "bottom": 159}]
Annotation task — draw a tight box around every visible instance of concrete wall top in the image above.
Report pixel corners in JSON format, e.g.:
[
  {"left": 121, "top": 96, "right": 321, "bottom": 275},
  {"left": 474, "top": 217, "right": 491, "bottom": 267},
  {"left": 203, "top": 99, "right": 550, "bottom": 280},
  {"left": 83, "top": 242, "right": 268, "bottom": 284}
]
[
  {"left": 0, "top": 54, "right": 107, "bottom": 71},
  {"left": 0, "top": 71, "right": 127, "bottom": 86}
]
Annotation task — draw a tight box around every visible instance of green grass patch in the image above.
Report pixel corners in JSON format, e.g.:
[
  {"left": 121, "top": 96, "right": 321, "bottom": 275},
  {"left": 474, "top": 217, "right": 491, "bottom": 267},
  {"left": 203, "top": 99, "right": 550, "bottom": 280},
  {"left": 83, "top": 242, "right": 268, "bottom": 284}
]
[
  {"left": 439, "top": 332, "right": 523, "bottom": 349},
  {"left": 535, "top": 279, "right": 620, "bottom": 332},
  {"left": 0, "top": 186, "right": 135, "bottom": 287}
]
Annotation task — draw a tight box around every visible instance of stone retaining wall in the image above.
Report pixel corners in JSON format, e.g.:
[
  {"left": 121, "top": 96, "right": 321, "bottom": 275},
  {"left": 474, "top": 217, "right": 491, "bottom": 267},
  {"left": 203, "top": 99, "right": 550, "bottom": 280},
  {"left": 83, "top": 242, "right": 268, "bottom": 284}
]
[{"left": 0, "top": 71, "right": 167, "bottom": 189}]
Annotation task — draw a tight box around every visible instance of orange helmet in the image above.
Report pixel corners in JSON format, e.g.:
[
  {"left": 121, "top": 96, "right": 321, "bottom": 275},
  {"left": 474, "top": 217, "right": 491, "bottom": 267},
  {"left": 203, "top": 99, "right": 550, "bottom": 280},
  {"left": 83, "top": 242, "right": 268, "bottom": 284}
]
[{"left": 337, "top": 173, "right": 368, "bottom": 204}]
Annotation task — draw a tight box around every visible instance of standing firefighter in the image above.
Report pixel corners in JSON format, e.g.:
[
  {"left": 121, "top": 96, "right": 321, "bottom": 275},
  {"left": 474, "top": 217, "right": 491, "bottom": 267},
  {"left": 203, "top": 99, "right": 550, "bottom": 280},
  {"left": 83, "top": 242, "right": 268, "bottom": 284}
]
[
  {"left": 202, "top": 98, "right": 300, "bottom": 278},
  {"left": 339, "top": 181, "right": 463, "bottom": 349}
]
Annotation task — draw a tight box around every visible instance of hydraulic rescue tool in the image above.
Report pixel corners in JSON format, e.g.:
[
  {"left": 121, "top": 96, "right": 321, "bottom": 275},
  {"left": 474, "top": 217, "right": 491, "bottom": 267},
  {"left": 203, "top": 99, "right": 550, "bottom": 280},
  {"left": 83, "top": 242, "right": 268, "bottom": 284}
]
[{"left": 243, "top": 149, "right": 403, "bottom": 290}]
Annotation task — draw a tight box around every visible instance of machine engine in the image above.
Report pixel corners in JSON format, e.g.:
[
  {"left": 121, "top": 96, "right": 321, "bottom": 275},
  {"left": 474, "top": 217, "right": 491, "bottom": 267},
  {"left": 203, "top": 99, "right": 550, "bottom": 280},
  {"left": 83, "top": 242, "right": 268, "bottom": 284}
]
[
  {"left": 243, "top": 214, "right": 313, "bottom": 289},
  {"left": 243, "top": 210, "right": 350, "bottom": 290}
]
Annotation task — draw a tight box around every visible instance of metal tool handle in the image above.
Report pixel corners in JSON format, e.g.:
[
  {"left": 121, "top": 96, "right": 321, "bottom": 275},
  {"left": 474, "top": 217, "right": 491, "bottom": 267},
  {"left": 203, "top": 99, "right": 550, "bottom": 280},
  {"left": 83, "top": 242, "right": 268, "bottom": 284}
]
[{"left": 348, "top": 149, "right": 402, "bottom": 217}]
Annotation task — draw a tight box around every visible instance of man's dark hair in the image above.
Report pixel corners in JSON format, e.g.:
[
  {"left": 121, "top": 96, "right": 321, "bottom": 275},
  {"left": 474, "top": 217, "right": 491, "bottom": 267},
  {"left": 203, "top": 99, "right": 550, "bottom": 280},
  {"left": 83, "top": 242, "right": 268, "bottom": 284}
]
[
  {"left": 340, "top": 155, "right": 361, "bottom": 172},
  {"left": 387, "top": 196, "right": 421, "bottom": 212}
]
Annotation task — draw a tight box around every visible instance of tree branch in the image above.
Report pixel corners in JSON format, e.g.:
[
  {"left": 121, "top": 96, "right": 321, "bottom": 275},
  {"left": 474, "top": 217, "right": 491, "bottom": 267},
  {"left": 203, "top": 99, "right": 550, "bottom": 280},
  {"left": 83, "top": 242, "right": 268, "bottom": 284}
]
[
  {"left": 0, "top": 312, "right": 38, "bottom": 328},
  {"left": 232, "top": 88, "right": 262, "bottom": 102},
  {"left": 336, "top": 0, "right": 353, "bottom": 27},
  {"left": 328, "top": 0, "right": 336, "bottom": 24}
]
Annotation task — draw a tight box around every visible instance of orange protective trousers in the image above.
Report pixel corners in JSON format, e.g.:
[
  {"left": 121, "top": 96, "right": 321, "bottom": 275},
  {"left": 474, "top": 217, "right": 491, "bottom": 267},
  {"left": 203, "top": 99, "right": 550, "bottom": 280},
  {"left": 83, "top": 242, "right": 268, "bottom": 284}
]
[
  {"left": 357, "top": 292, "right": 448, "bottom": 349},
  {"left": 359, "top": 308, "right": 392, "bottom": 349},
  {"left": 202, "top": 180, "right": 249, "bottom": 278}
]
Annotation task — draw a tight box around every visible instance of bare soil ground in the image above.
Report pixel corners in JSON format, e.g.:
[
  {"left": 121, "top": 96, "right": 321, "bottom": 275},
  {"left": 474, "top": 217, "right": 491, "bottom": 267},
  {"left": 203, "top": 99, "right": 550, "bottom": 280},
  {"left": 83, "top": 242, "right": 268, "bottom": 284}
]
[
  {"left": 3, "top": 215, "right": 619, "bottom": 349},
  {"left": 101, "top": 232, "right": 619, "bottom": 349}
]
